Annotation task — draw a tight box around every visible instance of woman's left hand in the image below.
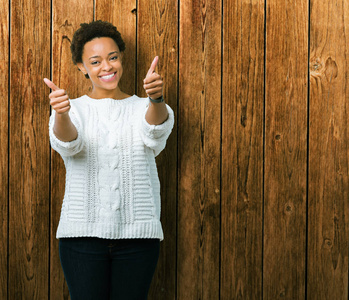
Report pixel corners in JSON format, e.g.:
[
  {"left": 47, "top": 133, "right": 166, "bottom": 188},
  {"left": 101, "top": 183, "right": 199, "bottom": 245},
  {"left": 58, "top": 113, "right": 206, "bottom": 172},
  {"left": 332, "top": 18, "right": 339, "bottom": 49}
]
[{"left": 143, "top": 56, "right": 163, "bottom": 100}]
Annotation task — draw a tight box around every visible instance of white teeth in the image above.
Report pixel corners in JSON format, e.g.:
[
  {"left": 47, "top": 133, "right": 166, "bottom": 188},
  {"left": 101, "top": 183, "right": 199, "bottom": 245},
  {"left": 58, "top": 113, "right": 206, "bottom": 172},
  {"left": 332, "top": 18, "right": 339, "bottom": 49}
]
[{"left": 101, "top": 73, "right": 115, "bottom": 79}]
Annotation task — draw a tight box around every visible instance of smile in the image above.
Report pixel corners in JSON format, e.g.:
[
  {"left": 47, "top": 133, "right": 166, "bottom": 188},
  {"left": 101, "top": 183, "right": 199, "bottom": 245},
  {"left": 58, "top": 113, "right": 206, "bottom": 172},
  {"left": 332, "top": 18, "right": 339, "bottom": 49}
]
[{"left": 99, "top": 72, "right": 117, "bottom": 81}]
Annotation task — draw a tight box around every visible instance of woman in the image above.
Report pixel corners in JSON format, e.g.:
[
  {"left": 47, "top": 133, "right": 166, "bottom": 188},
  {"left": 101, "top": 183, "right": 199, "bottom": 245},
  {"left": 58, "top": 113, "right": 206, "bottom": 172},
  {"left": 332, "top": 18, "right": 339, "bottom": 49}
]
[{"left": 44, "top": 20, "right": 174, "bottom": 300}]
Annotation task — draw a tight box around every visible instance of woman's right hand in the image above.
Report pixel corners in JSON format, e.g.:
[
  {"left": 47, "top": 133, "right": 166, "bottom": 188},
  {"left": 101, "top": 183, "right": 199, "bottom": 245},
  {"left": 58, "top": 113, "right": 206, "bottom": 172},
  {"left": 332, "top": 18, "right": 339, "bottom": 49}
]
[{"left": 43, "top": 78, "right": 71, "bottom": 114}]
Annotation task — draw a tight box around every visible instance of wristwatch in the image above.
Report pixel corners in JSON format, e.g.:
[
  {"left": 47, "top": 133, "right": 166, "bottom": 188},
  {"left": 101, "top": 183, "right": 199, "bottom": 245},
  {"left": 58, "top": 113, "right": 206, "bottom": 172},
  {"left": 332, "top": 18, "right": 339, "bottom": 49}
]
[{"left": 149, "top": 95, "right": 164, "bottom": 103}]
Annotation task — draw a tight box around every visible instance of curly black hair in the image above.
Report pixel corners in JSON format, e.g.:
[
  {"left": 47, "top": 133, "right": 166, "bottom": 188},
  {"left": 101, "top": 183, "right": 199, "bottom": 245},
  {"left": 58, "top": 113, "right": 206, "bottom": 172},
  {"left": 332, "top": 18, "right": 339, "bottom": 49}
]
[{"left": 70, "top": 20, "right": 126, "bottom": 78}]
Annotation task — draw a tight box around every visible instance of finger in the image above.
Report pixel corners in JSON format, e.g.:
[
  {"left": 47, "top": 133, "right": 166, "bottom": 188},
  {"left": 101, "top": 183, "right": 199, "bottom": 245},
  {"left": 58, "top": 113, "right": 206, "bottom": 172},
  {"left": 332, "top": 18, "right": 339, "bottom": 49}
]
[
  {"left": 49, "top": 90, "right": 68, "bottom": 100},
  {"left": 146, "top": 56, "right": 159, "bottom": 78},
  {"left": 52, "top": 100, "right": 70, "bottom": 110},
  {"left": 50, "top": 96, "right": 70, "bottom": 106},
  {"left": 146, "top": 85, "right": 163, "bottom": 95},
  {"left": 146, "top": 86, "right": 163, "bottom": 96},
  {"left": 144, "top": 72, "right": 161, "bottom": 84},
  {"left": 44, "top": 78, "right": 60, "bottom": 91},
  {"left": 56, "top": 106, "right": 71, "bottom": 114},
  {"left": 143, "top": 80, "right": 163, "bottom": 90}
]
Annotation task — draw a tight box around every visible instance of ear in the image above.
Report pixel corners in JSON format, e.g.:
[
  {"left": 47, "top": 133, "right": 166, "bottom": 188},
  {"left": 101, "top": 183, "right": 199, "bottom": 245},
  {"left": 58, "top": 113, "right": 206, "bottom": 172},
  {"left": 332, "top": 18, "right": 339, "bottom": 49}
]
[{"left": 77, "top": 62, "right": 87, "bottom": 75}]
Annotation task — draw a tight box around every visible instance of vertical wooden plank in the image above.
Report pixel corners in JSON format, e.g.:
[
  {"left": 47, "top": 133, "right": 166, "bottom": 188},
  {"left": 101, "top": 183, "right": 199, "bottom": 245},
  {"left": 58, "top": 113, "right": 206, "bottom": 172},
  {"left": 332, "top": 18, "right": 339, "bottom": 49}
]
[
  {"left": 137, "top": 1, "right": 178, "bottom": 299},
  {"left": 221, "top": 0, "right": 264, "bottom": 298},
  {"left": 50, "top": 1, "right": 93, "bottom": 298},
  {"left": 9, "top": 0, "right": 50, "bottom": 298},
  {"left": 308, "top": 0, "right": 349, "bottom": 298},
  {"left": 0, "top": 0, "right": 9, "bottom": 299},
  {"left": 95, "top": 0, "right": 137, "bottom": 96},
  {"left": 264, "top": 0, "right": 308, "bottom": 298},
  {"left": 177, "top": 0, "right": 221, "bottom": 299}
]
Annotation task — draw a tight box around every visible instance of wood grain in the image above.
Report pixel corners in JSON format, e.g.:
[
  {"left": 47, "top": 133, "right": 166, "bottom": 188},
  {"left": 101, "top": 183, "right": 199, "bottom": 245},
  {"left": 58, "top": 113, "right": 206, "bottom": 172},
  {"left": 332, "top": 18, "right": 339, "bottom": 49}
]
[
  {"left": 263, "top": 0, "right": 308, "bottom": 298},
  {"left": 95, "top": 0, "right": 137, "bottom": 96},
  {"left": 0, "top": 0, "right": 9, "bottom": 298},
  {"left": 308, "top": 0, "right": 349, "bottom": 298},
  {"left": 50, "top": 1, "right": 93, "bottom": 298},
  {"left": 9, "top": 0, "right": 50, "bottom": 298},
  {"left": 137, "top": 1, "right": 178, "bottom": 299},
  {"left": 221, "top": 0, "right": 264, "bottom": 298},
  {"left": 2, "top": 1, "right": 349, "bottom": 299},
  {"left": 178, "top": 0, "right": 221, "bottom": 299}
]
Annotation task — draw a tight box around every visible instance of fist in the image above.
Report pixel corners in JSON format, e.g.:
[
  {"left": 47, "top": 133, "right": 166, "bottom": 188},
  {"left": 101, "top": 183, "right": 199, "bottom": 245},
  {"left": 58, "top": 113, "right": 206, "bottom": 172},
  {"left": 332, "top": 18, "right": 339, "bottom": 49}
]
[
  {"left": 143, "top": 56, "right": 163, "bottom": 100},
  {"left": 43, "top": 78, "right": 71, "bottom": 114}
]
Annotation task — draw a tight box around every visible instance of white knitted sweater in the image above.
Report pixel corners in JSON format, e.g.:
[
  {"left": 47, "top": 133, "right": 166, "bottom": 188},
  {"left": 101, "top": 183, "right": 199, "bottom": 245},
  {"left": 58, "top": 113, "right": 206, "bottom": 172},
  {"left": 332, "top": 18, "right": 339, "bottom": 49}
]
[{"left": 49, "top": 95, "right": 174, "bottom": 240}]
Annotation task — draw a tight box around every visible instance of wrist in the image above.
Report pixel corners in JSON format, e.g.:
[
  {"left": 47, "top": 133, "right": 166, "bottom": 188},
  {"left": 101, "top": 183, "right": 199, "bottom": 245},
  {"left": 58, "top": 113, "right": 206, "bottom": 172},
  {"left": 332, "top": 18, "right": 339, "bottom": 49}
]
[
  {"left": 149, "top": 95, "right": 164, "bottom": 103},
  {"left": 55, "top": 111, "right": 71, "bottom": 125},
  {"left": 55, "top": 110, "right": 70, "bottom": 117}
]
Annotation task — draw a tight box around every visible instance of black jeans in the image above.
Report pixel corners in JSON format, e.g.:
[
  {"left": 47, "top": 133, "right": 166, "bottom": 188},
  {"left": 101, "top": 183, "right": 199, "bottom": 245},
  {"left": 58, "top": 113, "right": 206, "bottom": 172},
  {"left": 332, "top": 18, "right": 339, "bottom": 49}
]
[{"left": 59, "top": 237, "right": 160, "bottom": 300}]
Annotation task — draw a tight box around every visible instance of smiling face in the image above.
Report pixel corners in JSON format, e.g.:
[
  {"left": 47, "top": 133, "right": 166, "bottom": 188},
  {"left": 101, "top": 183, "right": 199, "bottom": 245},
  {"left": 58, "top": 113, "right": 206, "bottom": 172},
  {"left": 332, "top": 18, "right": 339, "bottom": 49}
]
[{"left": 77, "top": 37, "right": 124, "bottom": 99}]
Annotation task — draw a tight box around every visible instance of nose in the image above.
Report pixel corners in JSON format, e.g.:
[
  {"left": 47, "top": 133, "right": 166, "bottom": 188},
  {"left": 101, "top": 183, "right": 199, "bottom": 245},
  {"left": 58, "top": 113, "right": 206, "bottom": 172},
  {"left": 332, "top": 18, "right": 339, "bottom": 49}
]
[{"left": 102, "top": 60, "right": 112, "bottom": 71}]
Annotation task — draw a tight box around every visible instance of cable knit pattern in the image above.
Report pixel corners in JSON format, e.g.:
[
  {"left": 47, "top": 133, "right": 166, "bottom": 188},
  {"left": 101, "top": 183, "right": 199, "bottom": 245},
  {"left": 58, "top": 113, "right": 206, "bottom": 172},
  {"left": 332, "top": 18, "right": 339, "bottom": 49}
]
[{"left": 49, "top": 95, "right": 174, "bottom": 240}]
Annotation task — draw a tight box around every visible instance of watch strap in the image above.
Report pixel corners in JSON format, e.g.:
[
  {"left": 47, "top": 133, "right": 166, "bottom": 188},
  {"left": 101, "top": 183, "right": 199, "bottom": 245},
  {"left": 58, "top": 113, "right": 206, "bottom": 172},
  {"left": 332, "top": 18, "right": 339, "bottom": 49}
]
[{"left": 149, "top": 95, "right": 164, "bottom": 103}]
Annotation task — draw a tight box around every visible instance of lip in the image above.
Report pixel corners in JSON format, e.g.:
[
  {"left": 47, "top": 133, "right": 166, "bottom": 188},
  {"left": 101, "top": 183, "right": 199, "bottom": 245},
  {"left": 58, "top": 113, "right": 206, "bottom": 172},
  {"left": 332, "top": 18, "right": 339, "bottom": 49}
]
[{"left": 99, "top": 72, "right": 117, "bottom": 82}]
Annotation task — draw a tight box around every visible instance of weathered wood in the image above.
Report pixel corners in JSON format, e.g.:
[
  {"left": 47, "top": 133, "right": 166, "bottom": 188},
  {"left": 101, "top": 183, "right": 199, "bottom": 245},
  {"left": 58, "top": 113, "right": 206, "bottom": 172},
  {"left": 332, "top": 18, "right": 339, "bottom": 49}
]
[
  {"left": 263, "top": 0, "right": 308, "bottom": 298},
  {"left": 95, "top": 0, "right": 137, "bottom": 96},
  {"left": 177, "top": 0, "right": 221, "bottom": 299},
  {"left": 9, "top": 0, "right": 50, "bottom": 298},
  {"left": 308, "top": 0, "right": 349, "bottom": 299},
  {"left": 50, "top": 1, "right": 93, "bottom": 298},
  {"left": 221, "top": 0, "right": 264, "bottom": 298},
  {"left": 137, "top": 1, "right": 178, "bottom": 299},
  {"left": 0, "top": 0, "right": 9, "bottom": 299}
]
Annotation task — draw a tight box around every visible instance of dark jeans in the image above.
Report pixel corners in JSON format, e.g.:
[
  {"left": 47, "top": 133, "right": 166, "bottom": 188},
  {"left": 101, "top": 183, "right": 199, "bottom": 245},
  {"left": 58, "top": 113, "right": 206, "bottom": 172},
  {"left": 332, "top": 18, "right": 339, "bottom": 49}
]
[{"left": 59, "top": 237, "right": 160, "bottom": 300}]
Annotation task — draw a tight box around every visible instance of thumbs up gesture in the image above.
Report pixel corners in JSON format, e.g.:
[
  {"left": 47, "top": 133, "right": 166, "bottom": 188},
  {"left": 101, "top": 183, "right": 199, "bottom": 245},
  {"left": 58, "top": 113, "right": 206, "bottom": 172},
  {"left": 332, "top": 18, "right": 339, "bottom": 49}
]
[
  {"left": 43, "top": 78, "right": 71, "bottom": 114},
  {"left": 143, "top": 56, "right": 163, "bottom": 100}
]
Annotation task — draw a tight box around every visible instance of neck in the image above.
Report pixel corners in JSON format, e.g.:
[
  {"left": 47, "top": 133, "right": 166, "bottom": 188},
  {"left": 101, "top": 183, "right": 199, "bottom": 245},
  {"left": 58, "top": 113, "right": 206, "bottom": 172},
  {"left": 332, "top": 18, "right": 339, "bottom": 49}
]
[{"left": 88, "top": 87, "right": 129, "bottom": 100}]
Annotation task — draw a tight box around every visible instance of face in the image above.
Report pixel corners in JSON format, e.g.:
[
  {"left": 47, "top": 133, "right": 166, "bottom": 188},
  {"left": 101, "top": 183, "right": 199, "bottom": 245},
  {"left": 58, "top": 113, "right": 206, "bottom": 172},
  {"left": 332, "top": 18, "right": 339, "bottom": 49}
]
[{"left": 77, "top": 37, "right": 123, "bottom": 97}]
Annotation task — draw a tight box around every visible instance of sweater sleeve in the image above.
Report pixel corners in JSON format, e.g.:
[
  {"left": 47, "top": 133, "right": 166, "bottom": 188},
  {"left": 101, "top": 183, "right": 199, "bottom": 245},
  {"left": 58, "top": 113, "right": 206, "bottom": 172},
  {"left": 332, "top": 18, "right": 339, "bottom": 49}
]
[
  {"left": 139, "top": 102, "right": 175, "bottom": 157},
  {"left": 49, "top": 108, "right": 84, "bottom": 157}
]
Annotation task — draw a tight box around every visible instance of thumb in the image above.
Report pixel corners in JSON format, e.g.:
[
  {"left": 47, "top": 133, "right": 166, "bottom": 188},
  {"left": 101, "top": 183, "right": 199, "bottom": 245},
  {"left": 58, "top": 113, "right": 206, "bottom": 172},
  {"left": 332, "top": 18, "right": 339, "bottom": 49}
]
[
  {"left": 146, "top": 56, "right": 159, "bottom": 78},
  {"left": 43, "top": 78, "right": 60, "bottom": 91}
]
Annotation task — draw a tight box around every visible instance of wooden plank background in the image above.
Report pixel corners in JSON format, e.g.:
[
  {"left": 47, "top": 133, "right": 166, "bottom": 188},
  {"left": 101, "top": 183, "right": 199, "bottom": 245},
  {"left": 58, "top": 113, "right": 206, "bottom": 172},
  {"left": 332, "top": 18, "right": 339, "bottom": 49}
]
[
  {"left": 221, "top": 0, "right": 264, "bottom": 298},
  {"left": 264, "top": 0, "right": 308, "bottom": 298},
  {"left": 1, "top": 0, "right": 348, "bottom": 299}
]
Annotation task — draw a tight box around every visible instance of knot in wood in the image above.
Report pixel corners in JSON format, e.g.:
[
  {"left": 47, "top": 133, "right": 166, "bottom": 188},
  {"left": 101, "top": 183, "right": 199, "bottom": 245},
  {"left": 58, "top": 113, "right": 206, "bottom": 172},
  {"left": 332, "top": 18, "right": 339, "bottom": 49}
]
[
  {"left": 310, "top": 57, "right": 324, "bottom": 76},
  {"left": 310, "top": 57, "right": 338, "bottom": 82},
  {"left": 279, "top": 289, "right": 286, "bottom": 297},
  {"left": 284, "top": 203, "right": 293, "bottom": 214},
  {"left": 324, "top": 57, "right": 338, "bottom": 82},
  {"left": 311, "top": 62, "right": 322, "bottom": 72},
  {"left": 323, "top": 238, "right": 332, "bottom": 249}
]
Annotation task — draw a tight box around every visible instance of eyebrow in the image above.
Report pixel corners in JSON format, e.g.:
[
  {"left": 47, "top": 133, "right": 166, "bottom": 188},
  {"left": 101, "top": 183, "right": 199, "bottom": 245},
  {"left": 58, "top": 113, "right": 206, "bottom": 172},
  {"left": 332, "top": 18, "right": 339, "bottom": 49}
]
[{"left": 89, "top": 51, "right": 119, "bottom": 60}]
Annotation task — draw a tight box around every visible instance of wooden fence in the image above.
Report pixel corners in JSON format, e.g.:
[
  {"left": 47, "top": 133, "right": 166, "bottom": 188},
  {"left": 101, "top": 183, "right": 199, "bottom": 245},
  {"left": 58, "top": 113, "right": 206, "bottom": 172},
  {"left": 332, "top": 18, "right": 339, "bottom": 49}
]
[{"left": 1, "top": 0, "right": 348, "bottom": 299}]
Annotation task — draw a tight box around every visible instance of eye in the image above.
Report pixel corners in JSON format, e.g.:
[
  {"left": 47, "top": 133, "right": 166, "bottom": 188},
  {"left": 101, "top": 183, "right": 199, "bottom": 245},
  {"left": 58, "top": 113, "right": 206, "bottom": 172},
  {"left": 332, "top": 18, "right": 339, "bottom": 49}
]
[
  {"left": 110, "top": 56, "right": 118, "bottom": 61},
  {"left": 91, "top": 61, "right": 99, "bottom": 65}
]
